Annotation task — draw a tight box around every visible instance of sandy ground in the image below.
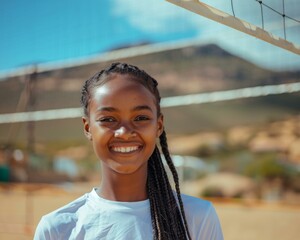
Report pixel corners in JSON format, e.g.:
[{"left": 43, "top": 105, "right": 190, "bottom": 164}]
[
  {"left": 216, "top": 203, "right": 299, "bottom": 240},
  {"left": 0, "top": 184, "right": 299, "bottom": 240}
]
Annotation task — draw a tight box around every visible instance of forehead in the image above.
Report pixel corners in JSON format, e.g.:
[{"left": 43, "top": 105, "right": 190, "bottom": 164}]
[{"left": 91, "top": 75, "right": 157, "bottom": 109}]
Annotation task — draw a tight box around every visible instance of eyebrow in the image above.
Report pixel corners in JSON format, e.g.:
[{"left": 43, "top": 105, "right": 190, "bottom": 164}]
[
  {"left": 97, "top": 105, "right": 153, "bottom": 113},
  {"left": 133, "top": 105, "right": 153, "bottom": 113},
  {"left": 97, "top": 107, "right": 117, "bottom": 112}
]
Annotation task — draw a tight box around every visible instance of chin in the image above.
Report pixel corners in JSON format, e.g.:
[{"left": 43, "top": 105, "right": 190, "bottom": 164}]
[{"left": 112, "top": 162, "right": 147, "bottom": 175}]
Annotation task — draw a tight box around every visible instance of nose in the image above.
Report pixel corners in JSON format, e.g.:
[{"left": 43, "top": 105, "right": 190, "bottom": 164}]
[{"left": 114, "top": 124, "right": 136, "bottom": 139}]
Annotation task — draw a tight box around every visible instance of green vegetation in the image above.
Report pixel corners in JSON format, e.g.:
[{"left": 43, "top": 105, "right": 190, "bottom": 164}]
[{"left": 243, "top": 153, "right": 288, "bottom": 180}]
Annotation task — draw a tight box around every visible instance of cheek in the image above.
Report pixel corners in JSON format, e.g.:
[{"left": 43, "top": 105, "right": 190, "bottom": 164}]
[
  {"left": 141, "top": 126, "right": 159, "bottom": 144},
  {"left": 90, "top": 127, "right": 112, "bottom": 150},
  {"left": 90, "top": 124, "right": 112, "bottom": 136}
]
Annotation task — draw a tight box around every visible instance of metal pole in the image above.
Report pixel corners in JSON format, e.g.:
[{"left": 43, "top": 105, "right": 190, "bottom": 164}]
[{"left": 27, "top": 66, "right": 38, "bottom": 154}]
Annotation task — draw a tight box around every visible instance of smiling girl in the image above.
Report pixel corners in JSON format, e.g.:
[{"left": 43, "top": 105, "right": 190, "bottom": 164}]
[{"left": 34, "top": 62, "right": 223, "bottom": 240}]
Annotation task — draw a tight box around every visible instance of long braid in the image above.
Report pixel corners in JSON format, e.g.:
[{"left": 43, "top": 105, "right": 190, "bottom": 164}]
[
  {"left": 148, "top": 147, "right": 186, "bottom": 239},
  {"left": 147, "top": 163, "right": 161, "bottom": 239},
  {"left": 160, "top": 131, "right": 192, "bottom": 240},
  {"left": 148, "top": 151, "right": 170, "bottom": 237},
  {"left": 81, "top": 62, "right": 191, "bottom": 240}
]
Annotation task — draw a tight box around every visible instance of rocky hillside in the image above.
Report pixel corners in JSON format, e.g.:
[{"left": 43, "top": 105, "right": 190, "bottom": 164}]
[
  {"left": 1, "top": 44, "right": 299, "bottom": 112},
  {"left": 0, "top": 44, "right": 299, "bottom": 141}
]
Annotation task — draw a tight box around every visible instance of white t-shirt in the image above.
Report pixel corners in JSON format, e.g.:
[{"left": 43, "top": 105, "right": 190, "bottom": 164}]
[{"left": 34, "top": 188, "right": 223, "bottom": 240}]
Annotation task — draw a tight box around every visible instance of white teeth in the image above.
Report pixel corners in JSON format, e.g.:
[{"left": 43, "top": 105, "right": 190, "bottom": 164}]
[{"left": 112, "top": 146, "right": 139, "bottom": 153}]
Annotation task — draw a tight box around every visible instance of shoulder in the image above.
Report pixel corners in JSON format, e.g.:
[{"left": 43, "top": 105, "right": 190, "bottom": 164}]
[
  {"left": 181, "top": 193, "right": 212, "bottom": 215},
  {"left": 181, "top": 194, "right": 224, "bottom": 240},
  {"left": 44, "top": 193, "right": 88, "bottom": 223},
  {"left": 34, "top": 193, "right": 89, "bottom": 240}
]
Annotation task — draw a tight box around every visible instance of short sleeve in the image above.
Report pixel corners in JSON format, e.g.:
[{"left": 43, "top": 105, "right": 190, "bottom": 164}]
[
  {"left": 183, "top": 195, "right": 224, "bottom": 240},
  {"left": 207, "top": 204, "right": 223, "bottom": 240},
  {"left": 33, "top": 216, "right": 58, "bottom": 240},
  {"left": 195, "top": 203, "right": 224, "bottom": 240}
]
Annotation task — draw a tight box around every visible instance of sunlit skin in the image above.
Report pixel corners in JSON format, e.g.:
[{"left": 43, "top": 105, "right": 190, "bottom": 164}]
[{"left": 82, "top": 74, "right": 163, "bottom": 202}]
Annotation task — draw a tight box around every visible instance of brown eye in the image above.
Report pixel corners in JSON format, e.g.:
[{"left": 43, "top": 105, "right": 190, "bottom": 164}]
[
  {"left": 135, "top": 115, "right": 150, "bottom": 121},
  {"left": 98, "top": 117, "right": 116, "bottom": 123}
]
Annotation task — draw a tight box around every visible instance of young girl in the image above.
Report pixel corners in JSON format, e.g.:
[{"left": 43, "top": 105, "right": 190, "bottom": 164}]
[{"left": 34, "top": 62, "right": 223, "bottom": 240}]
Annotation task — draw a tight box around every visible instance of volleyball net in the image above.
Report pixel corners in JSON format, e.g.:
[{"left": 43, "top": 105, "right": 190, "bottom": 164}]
[
  {"left": 166, "top": 0, "right": 300, "bottom": 55},
  {"left": 1, "top": 82, "right": 299, "bottom": 124}
]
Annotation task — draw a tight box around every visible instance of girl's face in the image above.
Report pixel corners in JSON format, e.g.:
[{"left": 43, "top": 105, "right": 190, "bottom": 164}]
[{"left": 83, "top": 74, "right": 163, "bottom": 175}]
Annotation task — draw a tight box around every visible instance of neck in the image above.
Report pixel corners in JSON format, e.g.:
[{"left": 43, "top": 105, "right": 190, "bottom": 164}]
[{"left": 98, "top": 167, "right": 148, "bottom": 202}]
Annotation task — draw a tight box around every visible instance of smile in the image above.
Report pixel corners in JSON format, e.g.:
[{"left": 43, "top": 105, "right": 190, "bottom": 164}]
[{"left": 111, "top": 146, "right": 140, "bottom": 153}]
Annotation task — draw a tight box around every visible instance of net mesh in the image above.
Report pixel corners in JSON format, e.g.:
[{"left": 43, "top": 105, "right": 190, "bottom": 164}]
[{"left": 166, "top": 0, "right": 300, "bottom": 55}]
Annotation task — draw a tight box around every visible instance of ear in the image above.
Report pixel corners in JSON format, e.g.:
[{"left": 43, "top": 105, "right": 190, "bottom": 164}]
[
  {"left": 156, "top": 114, "right": 164, "bottom": 137},
  {"left": 82, "top": 117, "right": 92, "bottom": 141}
]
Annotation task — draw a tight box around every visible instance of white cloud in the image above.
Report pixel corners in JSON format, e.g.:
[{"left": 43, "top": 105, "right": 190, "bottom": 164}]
[{"left": 112, "top": 0, "right": 205, "bottom": 33}]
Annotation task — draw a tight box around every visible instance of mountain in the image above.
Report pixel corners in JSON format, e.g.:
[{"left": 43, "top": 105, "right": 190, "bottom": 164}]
[{"left": 0, "top": 44, "right": 299, "bottom": 142}]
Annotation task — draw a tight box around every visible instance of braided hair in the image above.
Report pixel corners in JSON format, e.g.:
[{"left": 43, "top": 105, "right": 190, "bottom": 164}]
[{"left": 81, "top": 62, "right": 191, "bottom": 240}]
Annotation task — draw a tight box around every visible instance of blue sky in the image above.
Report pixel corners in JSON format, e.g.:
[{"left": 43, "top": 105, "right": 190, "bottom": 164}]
[{"left": 0, "top": 0, "right": 299, "bottom": 75}]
